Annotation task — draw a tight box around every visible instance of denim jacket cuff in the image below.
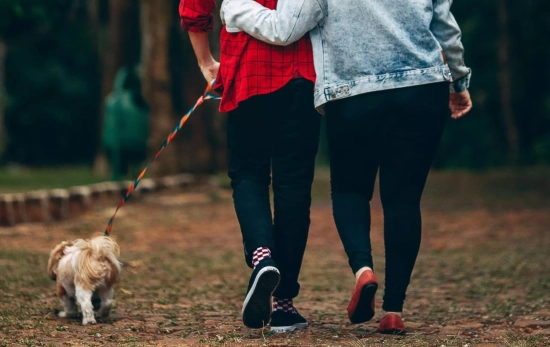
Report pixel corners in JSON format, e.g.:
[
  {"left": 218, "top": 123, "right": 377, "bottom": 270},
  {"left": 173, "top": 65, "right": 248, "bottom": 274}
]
[{"left": 450, "top": 70, "right": 471, "bottom": 93}]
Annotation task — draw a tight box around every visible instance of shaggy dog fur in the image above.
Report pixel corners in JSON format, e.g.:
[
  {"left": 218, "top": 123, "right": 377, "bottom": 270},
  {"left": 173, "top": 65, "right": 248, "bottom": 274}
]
[{"left": 47, "top": 236, "right": 121, "bottom": 325}]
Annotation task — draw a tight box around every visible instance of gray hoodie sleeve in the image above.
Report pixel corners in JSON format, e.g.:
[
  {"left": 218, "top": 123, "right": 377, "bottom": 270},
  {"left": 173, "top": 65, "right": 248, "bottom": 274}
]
[
  {"left": 430, "top": 0, "right": 471, "bottom": 92},
  {"left": 221, "top": 0, "right": 326, "bottom": 46}
]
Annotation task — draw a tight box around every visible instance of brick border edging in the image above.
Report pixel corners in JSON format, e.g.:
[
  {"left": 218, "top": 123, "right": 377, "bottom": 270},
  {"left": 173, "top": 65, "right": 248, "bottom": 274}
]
[{"left": 0, "top": 174, "right": 217, "bottom": 226}]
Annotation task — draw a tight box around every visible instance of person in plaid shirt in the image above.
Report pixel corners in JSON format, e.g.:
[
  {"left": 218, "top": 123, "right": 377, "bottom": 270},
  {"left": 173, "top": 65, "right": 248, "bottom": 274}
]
[{"left": 180, "top": 0, "right": 320, "bottom": 333}]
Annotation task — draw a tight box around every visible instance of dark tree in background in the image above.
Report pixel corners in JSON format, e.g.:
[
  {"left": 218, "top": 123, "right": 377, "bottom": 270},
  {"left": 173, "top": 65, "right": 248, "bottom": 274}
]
[
  {"left": 86, "top": 0, "right": 106, "bottom": 174},
  {"left": 140, "top": 0, "right": 179, "bottom": 176},
  {"left": 103, "top": 0, "right": 140, "bottom": 97},
  {"left": 0, "top": 0, "right": 100, "bottom": 166},
  {"left": 0, "top": 0, "right": 549, "bottom": 170},
  {"left": 434, "top": 0, "right": 550, "bottom": 168},
  {"left": 138, "top": 0, "right": 226, "bottom": 176},
  {"left": 88, "top": 0, "right": 141, "bottom": 174},
  {"left": 170, "top": 0, "right": 226, "bottom": 174},
  {"left": 0, "top": 39, "right": 6, "bottom": 159},
  {"left": 496, "top": 0, "right": 519, "bottom": 164}
]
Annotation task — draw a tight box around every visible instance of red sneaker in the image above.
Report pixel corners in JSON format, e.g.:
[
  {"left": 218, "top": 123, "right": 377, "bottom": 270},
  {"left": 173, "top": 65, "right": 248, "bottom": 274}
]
[
  {"left": 347, "top": 270, "right": 378, "bottom": 324},
  {"left": 376, "top": 313, "right": 406, "bottom": 335}
]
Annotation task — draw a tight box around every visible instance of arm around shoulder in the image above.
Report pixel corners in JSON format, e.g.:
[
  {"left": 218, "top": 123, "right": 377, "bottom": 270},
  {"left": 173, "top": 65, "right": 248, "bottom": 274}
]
[{"left": 222, "top": 0, "right": 326, "bottom": 46}]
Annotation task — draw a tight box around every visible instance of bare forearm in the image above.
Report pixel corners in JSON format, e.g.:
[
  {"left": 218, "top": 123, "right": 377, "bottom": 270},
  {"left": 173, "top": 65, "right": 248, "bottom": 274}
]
[
  {"left": 188, "top": 31, "right": 220, "bottom": 83},
  {"left": 189, "top": 31, "right": 216, "bottom": 68}
]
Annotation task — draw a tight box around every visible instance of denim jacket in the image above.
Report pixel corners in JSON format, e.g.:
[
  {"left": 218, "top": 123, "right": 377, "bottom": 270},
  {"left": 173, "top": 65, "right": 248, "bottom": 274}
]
[{"left": 221, "top": 0, "right": 471, "bottom": 112}]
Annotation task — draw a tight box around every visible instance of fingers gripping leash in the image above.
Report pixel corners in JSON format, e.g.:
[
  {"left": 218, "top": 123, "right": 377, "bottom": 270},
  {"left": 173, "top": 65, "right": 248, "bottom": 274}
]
[{"left": 104, "top": 80, "right": 221, "bottom": 236}]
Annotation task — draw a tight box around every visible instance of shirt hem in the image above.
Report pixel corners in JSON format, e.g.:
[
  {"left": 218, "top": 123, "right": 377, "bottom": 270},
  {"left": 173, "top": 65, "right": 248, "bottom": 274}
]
[{"left": 219, "top": 75, "right": 316, "bottom": 113}]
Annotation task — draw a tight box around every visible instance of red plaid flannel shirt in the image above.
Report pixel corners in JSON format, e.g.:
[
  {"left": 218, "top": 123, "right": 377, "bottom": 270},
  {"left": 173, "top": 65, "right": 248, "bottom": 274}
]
[{"left": 179, "top": 0, "right": 316, "bottom": 113}]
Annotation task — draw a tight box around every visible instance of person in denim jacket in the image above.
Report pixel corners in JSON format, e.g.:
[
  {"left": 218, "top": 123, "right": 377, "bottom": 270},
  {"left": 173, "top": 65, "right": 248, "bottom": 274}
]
[{"left": 222, "top": 0, "right": 472, "bottom": 334}]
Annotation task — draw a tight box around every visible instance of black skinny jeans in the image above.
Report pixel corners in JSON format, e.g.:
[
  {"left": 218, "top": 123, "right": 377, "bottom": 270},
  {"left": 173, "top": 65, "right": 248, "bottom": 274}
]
[
  {"left": 227, "top": 79, "right": 321, "bottom": 299},
  {"left": 325, "top": 83, "right": 449, "bottom": 312}
]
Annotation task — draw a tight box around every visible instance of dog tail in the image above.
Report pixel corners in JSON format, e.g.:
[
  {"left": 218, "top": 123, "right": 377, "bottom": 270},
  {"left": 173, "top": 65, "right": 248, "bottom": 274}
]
[{"left": 91, "top": 236, "right": 122, "bottom": 272}]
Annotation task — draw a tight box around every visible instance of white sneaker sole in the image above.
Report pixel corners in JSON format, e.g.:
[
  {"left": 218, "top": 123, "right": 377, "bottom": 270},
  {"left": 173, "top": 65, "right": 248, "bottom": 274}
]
[
  {"left": 241, "top": 266, "right": 280, "bottom": 329},
  {"left": 270, "top": 322, "right": 308, "bottom": 333}
]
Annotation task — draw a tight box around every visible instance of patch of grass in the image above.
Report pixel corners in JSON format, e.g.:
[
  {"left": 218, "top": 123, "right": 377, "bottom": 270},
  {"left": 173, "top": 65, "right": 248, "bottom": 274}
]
[
  {"left": 310, "top": 166, "right": 550, "bottom": 209},
  {"left": 348, "top": 335, "right": 471, "bottom": 347},
  {"left": 0, "top": 250, "right": 50, "bottom": 294},
  {"left": 55, "top": 324, "right": 68, "bottom": 331},
  {"left": 423, "top": 167, "right": 550, "bottom": 209},
  {"left": 504, "top": 329, "right": 545, "bottom": 347},
  {"left": 17, "top": 339, "right": 34, "bottom": 347},
  {"left": 1, "top": 169, "right": 549, "bottom": 346},
  {"left": 354, "top": 336, "right": 475, "bottom": 347},
  {"left": 0, "top": 166, "right": 108, "bottom": 193}
]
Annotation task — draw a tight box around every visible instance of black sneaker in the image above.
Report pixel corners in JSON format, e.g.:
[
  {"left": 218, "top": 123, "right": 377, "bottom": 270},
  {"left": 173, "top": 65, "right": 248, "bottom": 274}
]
[
  {"left": 270, "top": 310, "right": 309, "bottom": 333},
  {"left": 242, "top": 258, "right": 280, "bottom": 329}
]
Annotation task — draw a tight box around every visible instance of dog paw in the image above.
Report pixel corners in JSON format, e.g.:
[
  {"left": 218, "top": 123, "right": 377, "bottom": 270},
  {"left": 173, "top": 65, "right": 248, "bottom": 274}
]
[
  {"left": 82, "top": 318, "right": 97, "bottom": 326},
  {"left": 58, "top": 311, "right": 67, "bottom": 318}
]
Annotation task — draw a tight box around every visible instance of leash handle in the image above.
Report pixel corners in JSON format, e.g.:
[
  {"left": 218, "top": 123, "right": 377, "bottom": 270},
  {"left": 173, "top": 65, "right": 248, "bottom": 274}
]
[{"left": 105, "top": 80, "right": 220, "bottom": 236}]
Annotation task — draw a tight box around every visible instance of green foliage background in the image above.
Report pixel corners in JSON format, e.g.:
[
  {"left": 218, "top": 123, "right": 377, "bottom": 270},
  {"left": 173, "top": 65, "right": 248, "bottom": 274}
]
[
  {"left": 1, "top": 0, "right": 549, "bottom": 168},
  {"left": 1, "top": 0, "right": 100, "bottom": 166},
  {"left": 435, "top": 0, "right": 550, "bottom": 168}
]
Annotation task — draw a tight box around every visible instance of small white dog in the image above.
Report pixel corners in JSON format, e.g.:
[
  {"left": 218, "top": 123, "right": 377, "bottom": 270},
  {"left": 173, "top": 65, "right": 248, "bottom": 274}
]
[{"left": 47, "top": 235, "right": 122, "bottom": 325}]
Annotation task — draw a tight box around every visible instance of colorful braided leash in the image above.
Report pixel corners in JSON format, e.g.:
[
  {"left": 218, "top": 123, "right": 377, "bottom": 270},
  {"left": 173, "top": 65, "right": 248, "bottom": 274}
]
[{"left": 105, "top": 79, "right": 221, "bottom": 236}]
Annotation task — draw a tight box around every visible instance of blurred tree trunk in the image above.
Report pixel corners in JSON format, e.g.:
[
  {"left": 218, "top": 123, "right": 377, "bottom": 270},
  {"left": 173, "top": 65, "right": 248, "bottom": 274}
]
[
  {"left": 0, "top": 39, "right": 6, "bottom": 161},
  {"left": 171, "top": 0, "right": 226, "bottom": 173},
  {"left": 104, "top": 0, "right": 140, "bottom": 96},
  {"left": 141, "top": 0, "right": 178, "bottom": 176},
  {"left": 87, "top": 0, "right": 109, "bottom": 175},
  {"left": 497, "top": 0, "right": 519, "bottom": 164},
  {"left": 91, "top": 0, "right": 141, "bottom": 175}
]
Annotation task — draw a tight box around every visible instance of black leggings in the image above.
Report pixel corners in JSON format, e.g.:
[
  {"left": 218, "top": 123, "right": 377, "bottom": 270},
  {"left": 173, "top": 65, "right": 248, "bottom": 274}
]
[{"left": 325, "top": 83, "right": 449, "bottom": 312}]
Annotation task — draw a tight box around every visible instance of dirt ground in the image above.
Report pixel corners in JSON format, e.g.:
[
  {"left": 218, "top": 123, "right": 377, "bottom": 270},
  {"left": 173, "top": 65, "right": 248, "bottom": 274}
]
[{"left": 1, "top": 169, "right": 549, "bottom": 346}]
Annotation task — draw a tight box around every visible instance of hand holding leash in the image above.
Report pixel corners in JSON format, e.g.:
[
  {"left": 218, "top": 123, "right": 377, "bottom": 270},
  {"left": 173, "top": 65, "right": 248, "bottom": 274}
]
[{"left": 200, "top": 61, "right": 220, "bottom": 84}]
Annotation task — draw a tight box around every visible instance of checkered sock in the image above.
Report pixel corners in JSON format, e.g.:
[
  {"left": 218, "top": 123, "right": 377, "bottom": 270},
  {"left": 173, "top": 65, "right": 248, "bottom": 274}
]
[
  {"left": 273, "top": 298, "right": 297, "bottom": 314},
  {"left": 252, "top": 247, "right": 271, "bottom": 268}
]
